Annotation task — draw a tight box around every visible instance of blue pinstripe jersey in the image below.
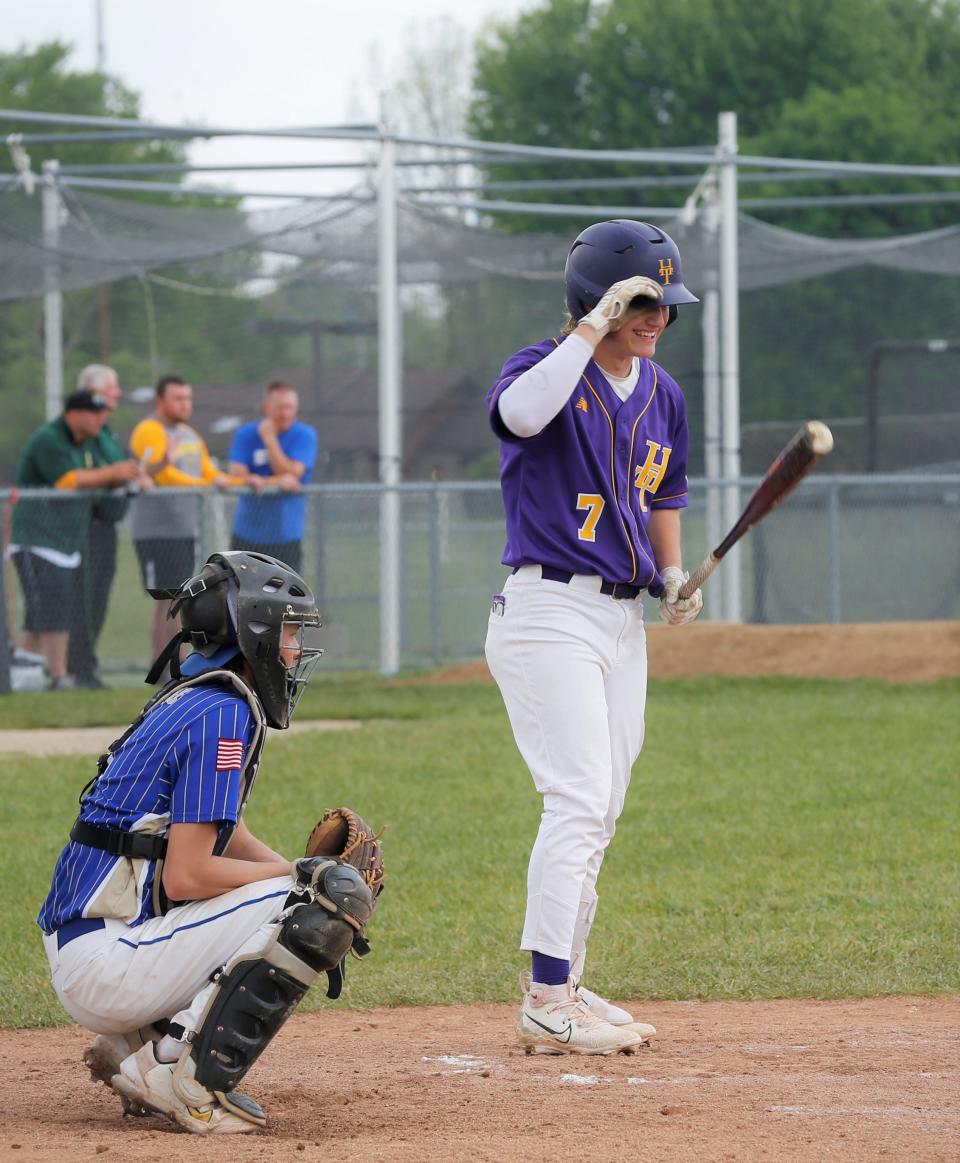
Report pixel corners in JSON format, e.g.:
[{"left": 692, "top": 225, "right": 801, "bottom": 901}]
[{"left": 38, "top": 684, "right": 256, "bottom": 934}]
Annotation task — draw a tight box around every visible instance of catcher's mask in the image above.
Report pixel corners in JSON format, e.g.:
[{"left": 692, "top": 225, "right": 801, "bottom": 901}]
[
  {"left": 147, "top": 550, "right": 323, "bottom": 729},
  {"left": 564, "top": 219, "right": 699, "bottom": 327}
]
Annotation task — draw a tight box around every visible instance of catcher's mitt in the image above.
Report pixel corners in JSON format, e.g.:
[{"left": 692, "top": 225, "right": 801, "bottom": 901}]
[{"left": 305, "top": 807, "right": 385, "bottom": 906}]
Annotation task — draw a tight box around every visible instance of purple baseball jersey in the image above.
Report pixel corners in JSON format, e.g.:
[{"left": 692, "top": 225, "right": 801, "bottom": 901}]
[{"left": 486, "top": 336, "right": 690, "bottom": 596}]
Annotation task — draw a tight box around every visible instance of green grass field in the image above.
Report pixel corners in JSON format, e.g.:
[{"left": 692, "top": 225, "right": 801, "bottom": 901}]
[{"left": 1, "top": 674, "right": 957, "bottom": 1027}]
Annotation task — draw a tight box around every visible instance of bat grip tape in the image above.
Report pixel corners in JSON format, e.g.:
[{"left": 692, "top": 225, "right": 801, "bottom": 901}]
[{"left": 679, "top": 554, "right": 718, "bottom": 599}]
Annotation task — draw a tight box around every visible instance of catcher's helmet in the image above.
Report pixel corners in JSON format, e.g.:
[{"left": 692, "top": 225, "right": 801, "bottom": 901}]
[
  {"left": 158, "top": 550, "right": 322, "bottom": 729},
  {"left": 564, "top": 219, "right": 699, "bottom": 326}
]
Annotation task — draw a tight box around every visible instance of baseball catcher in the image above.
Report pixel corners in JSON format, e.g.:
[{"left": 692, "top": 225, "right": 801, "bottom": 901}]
[{"left": 37, "top": 551, "right": 384, "bottom": 1134}]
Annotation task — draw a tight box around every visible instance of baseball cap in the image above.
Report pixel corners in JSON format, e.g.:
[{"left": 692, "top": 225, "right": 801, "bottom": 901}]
[{"left": 64, "top": 389, "right": 109, "bottom": 413}]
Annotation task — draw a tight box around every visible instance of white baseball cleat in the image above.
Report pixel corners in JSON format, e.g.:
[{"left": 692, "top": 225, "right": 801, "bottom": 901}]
[
  {"left": 112, "top": 1042, "right": 265, "bottom": 1135},
  {"left": 575, "top": 984, "right": 657, "bottom": 1042},
  {"left": 517, "top": 975, "right": 642, "bottom": 1056}
]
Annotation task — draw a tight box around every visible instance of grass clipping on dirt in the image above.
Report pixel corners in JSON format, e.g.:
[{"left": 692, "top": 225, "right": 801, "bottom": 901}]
[{"left": 1, "top": 675, "right": 958, "bottom": 1027}]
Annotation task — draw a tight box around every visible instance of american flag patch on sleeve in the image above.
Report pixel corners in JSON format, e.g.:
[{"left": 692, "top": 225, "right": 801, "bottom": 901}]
[{"left": 215, "top": 738, "right": 244, "bottom": 770}]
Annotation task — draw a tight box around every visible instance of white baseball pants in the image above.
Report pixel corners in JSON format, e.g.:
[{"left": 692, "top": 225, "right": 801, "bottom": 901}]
[
  {"left": 41, "top": 876, "right": 294, "bottom": 1036},
  {"left": 485, "top": 567, "right": 648, "bottom": 967}
]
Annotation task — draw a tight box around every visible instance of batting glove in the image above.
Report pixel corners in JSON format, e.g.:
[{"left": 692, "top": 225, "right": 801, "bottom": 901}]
[
  {"left": 658, "top": 565, "right": 703, "bottom": 627},
  {"left": 579, "top": 275, "right": 664, "bottom": 338}
]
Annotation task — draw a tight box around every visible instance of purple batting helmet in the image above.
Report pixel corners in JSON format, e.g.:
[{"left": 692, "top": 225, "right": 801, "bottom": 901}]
[{"left": 564, "top": 219, "right": 699, "bottom": 326}]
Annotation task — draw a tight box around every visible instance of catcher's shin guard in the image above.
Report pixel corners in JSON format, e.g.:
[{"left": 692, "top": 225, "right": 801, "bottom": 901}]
[{"left": 187, "top": 864, "right": 373, "bottom": 1100}]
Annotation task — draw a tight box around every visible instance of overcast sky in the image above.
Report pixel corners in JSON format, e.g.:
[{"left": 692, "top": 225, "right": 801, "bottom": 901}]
[{"left": 2, "top": 0, "right": 536, "bottom": 199}]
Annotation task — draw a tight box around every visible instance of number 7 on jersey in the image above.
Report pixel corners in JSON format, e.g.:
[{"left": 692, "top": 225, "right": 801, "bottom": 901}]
[{"left": 576, "top": 493, "right": 605, "bottom": 542}]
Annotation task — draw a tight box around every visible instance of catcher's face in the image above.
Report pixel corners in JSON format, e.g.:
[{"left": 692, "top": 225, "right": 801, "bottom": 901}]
[{"left": 280, "top": 616, "right": 323, "bottom": 719}]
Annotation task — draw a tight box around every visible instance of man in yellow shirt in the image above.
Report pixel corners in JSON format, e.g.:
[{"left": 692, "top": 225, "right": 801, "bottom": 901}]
[{"left": 129, "top": 375, "right": 242, "bottom": 660}]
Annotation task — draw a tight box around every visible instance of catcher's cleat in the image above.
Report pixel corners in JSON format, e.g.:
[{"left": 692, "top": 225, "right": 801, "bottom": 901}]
[
  {"left": 517, "top": 975, "right": 641, "bottom": 1056},
  {"left": 84, "top": 1033, "right": 154, "bottom": 1117},
  {"left": 112, "top": 1043, "right": 265, "bottom": 1135},
  {"left": 575, "top": 984, "right": 657, "bottom": 1044}
]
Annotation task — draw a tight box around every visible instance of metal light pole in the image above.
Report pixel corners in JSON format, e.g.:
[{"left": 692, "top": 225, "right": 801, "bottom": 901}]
[
  {"left": 94, "top": 0, "right": 107, "bottom": 73},
  {"left": 42, "top": 159, "right": 64, "bottom": 421},
  {"left": 378, "top": 95, "right": 402, "bottom": 674},
  {"left": 718, "top": 112, "right": 742, "bottom": 622}
]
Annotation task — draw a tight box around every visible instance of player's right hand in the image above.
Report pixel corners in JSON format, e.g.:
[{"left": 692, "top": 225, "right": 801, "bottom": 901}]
[{"left": 578, "top": 275, "right": 664, "bottom": 338}]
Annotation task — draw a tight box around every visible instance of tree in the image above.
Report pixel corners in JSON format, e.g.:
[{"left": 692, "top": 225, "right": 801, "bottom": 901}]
[
  {"left": 0, "top": 43, "right": 289, "bottom": 481},
  {"left": 0, "top": 40, "right": 188, "bottom": 173},
  {"left": 463, "top": 0, "right": 960, "bottom": 434},
  {"left": 468, "top": 0, "right": 960, "bottom": 234}
]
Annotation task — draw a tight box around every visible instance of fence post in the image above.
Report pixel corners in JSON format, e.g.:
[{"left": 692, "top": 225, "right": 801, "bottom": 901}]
[
  {"left": 197, "top": 491, "right": 207, "bottom": 569},
  {"left": 828, "top": 480, "right": 842, "bottom": 623},
  {"left": 429, "top": 484, "right": 442, "bottom": 664},
  {"left": 0, "top": 551, "right": 11, "bottom": 695},
  {"left": 751, "top": 522, "right": 767, "bottom": 623},
  {"left": 313, "top": 488, "right": 327, "bottom": 615}
]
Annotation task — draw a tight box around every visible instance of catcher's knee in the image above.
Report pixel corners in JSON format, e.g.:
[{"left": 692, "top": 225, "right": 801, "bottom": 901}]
[
  {"left": 288, "top": 858, "right": 375, "bottom": 935},
  {"left": 187, "top": 879, "right": 370, "bottom": 1096},
  {"left": 282, "top": 898, "right": 356, "bottom": 972}
]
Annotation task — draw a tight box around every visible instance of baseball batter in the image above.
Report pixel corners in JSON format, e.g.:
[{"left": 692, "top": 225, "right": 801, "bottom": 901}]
[
  {"left": 484, "top": 220, "right": 704, "bottom": 1055},
  {"left": 37, "top": 551, "right": 374, "bottom": 1134}
]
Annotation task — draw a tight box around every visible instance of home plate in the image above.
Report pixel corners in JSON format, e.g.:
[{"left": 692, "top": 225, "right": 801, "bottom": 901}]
[{"left": 422, "top": 1054, "right": 488, "bottom": 1074}]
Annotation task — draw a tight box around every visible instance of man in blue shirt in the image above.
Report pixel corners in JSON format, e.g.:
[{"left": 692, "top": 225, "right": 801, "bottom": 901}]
[
  {"left": 38, "top": 550, "right": 374, "bottom": 1135},
  {"left": 229, "top": 381, "right": 318, "bottom": 572}
]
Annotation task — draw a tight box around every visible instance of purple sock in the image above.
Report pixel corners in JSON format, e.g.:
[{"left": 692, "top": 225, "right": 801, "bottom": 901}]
[{"left": 531, "top": 952, "right": 569, "bottom": 986}]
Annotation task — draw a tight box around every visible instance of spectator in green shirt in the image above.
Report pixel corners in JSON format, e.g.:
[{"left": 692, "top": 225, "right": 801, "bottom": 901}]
[
  {"left": 10, "top": 390, "right": 147, "bottom": 691},
  {"left": 67, "top": 365, "right": 142, "bottom": 689}
]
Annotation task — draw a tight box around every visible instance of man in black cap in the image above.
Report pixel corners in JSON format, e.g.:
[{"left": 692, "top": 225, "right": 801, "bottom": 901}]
[
  {"left": 67, "top": 366, "right": 144, "bottom": 689},
  {"left": 9, "top": 390, "right": 149, "bottom": 690}
]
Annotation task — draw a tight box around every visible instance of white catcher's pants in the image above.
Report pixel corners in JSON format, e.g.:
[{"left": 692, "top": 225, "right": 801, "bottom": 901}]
[
  {"left": 42, "top": 876, "right": 294, "bottom": 1037},
  {"left": 485, "top": 567, "right": 648, "bottom": 966}
]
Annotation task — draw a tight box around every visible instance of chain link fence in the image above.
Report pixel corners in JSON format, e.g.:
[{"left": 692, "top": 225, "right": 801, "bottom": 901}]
[{"left": 3, "top": 474, "right": 957, "bottom": 688}]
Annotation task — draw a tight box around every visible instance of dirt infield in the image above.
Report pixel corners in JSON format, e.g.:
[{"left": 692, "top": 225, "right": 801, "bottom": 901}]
[
  {"left": 2, "top": 997, "right": 957, "bottom": 1161},
  {"left": 4, "top": 623, "right": 957, "bottom": 1159},
  {"left": 419, "top": 621, "right": 960, "bottom": 684}
]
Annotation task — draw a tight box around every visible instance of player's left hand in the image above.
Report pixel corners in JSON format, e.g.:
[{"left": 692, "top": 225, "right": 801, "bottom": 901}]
[{"left": 658, "top": 565, "right": 703, "bottom": 627}]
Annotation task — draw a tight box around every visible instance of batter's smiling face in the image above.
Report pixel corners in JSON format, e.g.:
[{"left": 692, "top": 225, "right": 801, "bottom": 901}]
[{"left": 605, "top": 301, "right": 670, "bottom": 367}]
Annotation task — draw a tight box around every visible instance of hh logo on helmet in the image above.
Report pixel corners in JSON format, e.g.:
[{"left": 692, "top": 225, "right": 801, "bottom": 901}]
[{"left": 658, "top": 258, "right": 674, "bottom": 284}]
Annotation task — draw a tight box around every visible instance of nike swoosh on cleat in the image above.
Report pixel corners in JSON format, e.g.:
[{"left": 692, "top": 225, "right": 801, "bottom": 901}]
[
  {"left": 187, "top": 1106, "right": 213, "bottom": 1123},
  {"left": 526, "top": 1013, "right": 573, "bottom": 1042}
]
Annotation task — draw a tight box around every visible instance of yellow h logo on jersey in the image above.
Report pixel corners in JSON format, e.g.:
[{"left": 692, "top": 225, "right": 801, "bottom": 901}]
[
  {"left": 658, "top": 258, "right": 674, "bottom": 284},
  {"left": 575, "top": 396, "right": 589, "bottom": 412},
  {"left": 634, "top": 440, "right": 672, "bottom": 512}
]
